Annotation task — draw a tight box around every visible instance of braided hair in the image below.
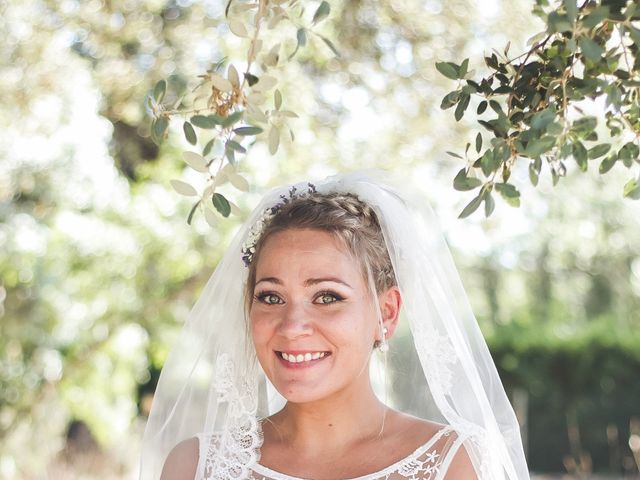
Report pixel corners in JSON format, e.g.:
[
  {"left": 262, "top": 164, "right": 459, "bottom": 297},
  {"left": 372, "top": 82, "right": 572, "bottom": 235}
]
[{"left": 245, "top": 192, "right": 397, "bottom": 310}]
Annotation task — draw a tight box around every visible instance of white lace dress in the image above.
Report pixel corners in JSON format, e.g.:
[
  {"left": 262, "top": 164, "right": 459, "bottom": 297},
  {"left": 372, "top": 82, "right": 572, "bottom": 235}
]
[{"left": 195, "top": 425, "right": 469, "bottom": 480}]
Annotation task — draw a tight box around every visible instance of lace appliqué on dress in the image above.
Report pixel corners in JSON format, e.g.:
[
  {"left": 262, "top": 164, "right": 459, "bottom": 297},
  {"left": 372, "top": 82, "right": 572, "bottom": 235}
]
[
  {"left": 200, "top": 354, "right": 263, "bottom": 480},
  {"left": 392, "top": 445, "right": 445, "bottom": 480}
]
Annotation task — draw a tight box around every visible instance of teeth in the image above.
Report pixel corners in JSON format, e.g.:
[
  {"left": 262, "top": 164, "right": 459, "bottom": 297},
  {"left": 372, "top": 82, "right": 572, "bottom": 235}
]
[{"left": 280, "top": 352, "right": 327, "bottom": 363}]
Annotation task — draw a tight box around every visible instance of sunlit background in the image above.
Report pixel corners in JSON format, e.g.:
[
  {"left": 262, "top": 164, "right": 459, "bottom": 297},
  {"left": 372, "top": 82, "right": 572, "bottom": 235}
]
[{"left": 1, "top": 0, "right": 639, "bottom": 478}]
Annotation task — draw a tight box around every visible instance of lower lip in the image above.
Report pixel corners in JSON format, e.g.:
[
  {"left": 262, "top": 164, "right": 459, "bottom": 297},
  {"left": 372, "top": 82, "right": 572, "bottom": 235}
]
[{"left": 277, "top": 353, "right": 330, "bottom": 369}]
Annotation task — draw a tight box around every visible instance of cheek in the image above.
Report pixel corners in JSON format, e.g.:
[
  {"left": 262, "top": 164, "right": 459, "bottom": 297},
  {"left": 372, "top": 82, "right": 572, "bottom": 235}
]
[{"left": 249, "top": 313, "right": 271, "bottom": 349}]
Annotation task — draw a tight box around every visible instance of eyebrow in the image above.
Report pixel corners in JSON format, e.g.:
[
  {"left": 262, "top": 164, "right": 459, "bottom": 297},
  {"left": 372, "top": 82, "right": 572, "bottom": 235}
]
[{"left": 255, "top": 277, "right": 353, "bottom": 289}]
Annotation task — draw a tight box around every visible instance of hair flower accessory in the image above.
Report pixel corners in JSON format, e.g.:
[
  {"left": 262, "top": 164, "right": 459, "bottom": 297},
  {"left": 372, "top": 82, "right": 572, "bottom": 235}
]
[{"left": 241, "top": 183, "right": 316, "bottom": 267}]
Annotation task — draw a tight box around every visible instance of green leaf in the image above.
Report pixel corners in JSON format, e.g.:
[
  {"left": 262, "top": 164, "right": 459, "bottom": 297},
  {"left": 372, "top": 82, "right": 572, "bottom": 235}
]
[
  {"left": 525, "top": 136, "right": 556, "bottom": 158},
  {"left": 203, "top": 138, "right": 215, "bottom": 157},
  {"left": 153, "top": 117, "right": 169, "bottom": 143},
  {"left": 530, "top": 108, "right": 556, "bottom": 131},
  {"left": 548, "top": 11, "right": 572, "bottom": 33},
  {"left": 153, "top": 80, "right": 166, "bottom": 103},
  {"left": 475, "top": 133, "right": 482, "bottom": 153},
  {"left": 459, "top": 58, "right": 469, "bottom": 78},
  {"left": 312, "top": 1, "right": 331, "bottom": 24},
  {"left": 571, "top": 116, "right": 598, "bottom": 140},
  {"left": 319, "top": 35, "right": 340, "bottom": 57},
  {"left": 624, "top": 3, "right": 638, "bottom": 20},
  {"left": 485, "top": 53, "right": 499, "bottom": 70},
  {"left": 484, "top": 192, "right": 495, "bottom": 217},
  {"left": 495, "top": 182, "right": 521, "bottom": 207},
  {"left": 440, "top": 90, "right": 461, "bottom": 110},
  {"left": 528, "top": 162, "right": 539, "bottom": 186},
  {"left": 191, "top": 115, "right": 222, "bottom": 129},
  {"left": 447, "top": 151, "right": 463, "bottom": 159},
  {"left": 579, "top": 37, "right": 605, "bottom": 62},
  {"left": 477, "top": 100, "right": 488, "bottom": 115},
  {"left": 582, "top": 6, "right": 609, "bottom": 29},
  {"left": 226, "top": 140, "right": 246, "bottom": 153},
  {"left": 225, "top": 147, "right": 236, "bottom": 165},
  {"left": 221, "top": 111, "right": 243, "bottom": 128},
  {"left": 489, "top": 100, "right": 503, "bottom": 115},
  {"left": 212, "top": 193, "right": 231, "bottom": 217},
  {"left": 183, "top": 122, "right": 197, "bottom": 145},
  {"left": 619, "top": 142, "right": 639, "bottom": 161},
  {"left": 244, "top": 73, "right": 259, "bottom": 86},
  {"left": 564, "top": 0, "right": 578, "bottom": 21},
  {"left": 572, "top": 141, "right": 588, "bottom": 171},
  {"left": 599, "top": 155, "right": 617, "bottom": 174},
  {"left": 480, "top": 149, "right": 497, "bottom": 177},
  {"left": 623, "top": 178, "right": 640, "bottom": 199},
  {"left": 453, "top": 168, "right": 482, "bottom": 191},
  {"left": 297, "top": 28, "right": 307, "bottom": 47},
  {"left": 465, "top": 79, "right": 481, "bottom": 93},
  {"left": 435, "top": 62, "right": 459, "bottom": 80},
  {"left": 454, "top": 93, "right": 470, "bottom": 121},
  {"left": 458, "top": 192, "right": 485, "bottom": 219},
  {"left": 628, "top": 26, "right": 640, "bottom": 49},
  {"left": 233, "top": 126, "right": 263, "bottom": 136},
  {"left": 494, "top": 140, "right": 511, "bottom": 162},
  {"left": 274, "top": 89, "right": 282, "bottom": 110},
  {"left": 495, "top": 182, "right": 520, "bottom": 198},
  {"left": 588, "top": 143, "right": 611, "bottom": 159},
  {"left": 187, "top": 200, "right": 201, "bottom": 225}
]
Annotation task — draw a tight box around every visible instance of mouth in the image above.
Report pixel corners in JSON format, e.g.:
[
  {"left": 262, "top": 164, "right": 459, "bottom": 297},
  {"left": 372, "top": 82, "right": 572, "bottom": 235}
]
[{"left": 276, "top": 351, "right": 331, "bottom": 366}]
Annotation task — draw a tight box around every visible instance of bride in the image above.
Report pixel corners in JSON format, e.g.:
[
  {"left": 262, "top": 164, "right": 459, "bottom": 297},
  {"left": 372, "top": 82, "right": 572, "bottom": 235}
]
[{"left": 140, "top": 172, "right": 530, "bottom": 480}]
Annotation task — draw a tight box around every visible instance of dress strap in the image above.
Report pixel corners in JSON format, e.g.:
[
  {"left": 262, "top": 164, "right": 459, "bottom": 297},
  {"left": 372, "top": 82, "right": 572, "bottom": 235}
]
[{"left": 195, "top": 432, "right": 218, "bottom": 480}]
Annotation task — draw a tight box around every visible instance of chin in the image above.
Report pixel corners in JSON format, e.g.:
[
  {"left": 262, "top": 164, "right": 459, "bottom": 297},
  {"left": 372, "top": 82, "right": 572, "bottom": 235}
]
[{"left": 270, "top": 380, "right": 328, "bottom": 404}]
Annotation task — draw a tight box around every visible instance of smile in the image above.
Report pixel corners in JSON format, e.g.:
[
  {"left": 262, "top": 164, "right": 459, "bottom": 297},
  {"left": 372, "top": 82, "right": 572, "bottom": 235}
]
[{"left": 277, "top": 351, "right": 330, "bottom": 364}]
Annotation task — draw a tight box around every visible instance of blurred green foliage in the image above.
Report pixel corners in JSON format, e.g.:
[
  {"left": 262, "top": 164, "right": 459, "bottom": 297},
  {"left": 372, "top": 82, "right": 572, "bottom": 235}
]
[
  {"left": 1, "top": 0, "right": 639, "bottom": 478},
  {"left": 492, "top": 322, "right": 640, "bottom": 474}
]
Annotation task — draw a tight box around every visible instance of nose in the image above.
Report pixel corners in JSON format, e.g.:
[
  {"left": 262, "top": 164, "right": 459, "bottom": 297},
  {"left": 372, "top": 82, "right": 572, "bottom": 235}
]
[{"left": 277, "top": 301, "right": 313, "bottom": 339}]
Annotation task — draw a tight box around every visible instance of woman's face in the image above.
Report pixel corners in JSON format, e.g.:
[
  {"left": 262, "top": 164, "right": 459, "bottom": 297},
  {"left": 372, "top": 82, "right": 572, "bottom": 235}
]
[{"left": 249, "top": 228, "right": 382, "bottom": 404}]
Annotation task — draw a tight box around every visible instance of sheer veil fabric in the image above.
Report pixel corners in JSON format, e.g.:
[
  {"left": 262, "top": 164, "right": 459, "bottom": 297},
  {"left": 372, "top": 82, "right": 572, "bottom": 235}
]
[{"left": 139, "top": 171, "right": 530, "bottom": 480}]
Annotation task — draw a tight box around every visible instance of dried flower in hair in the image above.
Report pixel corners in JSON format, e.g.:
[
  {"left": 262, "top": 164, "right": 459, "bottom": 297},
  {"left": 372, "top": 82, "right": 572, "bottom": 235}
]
[{"left": 241, "top": 183, "right": 316, "bottom": 266}]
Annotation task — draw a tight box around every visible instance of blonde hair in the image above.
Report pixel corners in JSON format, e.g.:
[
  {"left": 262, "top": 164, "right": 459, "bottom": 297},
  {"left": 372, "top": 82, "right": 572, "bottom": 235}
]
[{"left": 245, "top": 192, "right": 396, "bottom": 309}]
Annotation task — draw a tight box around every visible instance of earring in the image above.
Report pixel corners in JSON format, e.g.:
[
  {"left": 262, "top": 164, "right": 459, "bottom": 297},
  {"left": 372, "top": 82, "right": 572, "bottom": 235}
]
[{"left": 378, "top": 327, "right": 389, "bottom": 353}]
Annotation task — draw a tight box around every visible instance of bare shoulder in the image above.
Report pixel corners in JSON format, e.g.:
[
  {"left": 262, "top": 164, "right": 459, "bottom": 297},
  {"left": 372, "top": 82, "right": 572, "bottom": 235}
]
[
  {"left": 386, "top": 410, "right": 445, "bottom": 442},
  {"left": 382, "top": 410, "right": 446, "bottom": 453},
  {"left": 160, "top": 437, "right": 199, "bottom": 480},
  {"left": 442, "top": 440, "right": 479, "bottom": 480}
]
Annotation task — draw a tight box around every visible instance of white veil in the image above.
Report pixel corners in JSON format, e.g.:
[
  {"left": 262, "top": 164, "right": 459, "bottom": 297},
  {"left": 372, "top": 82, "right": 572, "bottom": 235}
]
[{"left": 139, "top": 170, "right": 529, "bottom": 480}]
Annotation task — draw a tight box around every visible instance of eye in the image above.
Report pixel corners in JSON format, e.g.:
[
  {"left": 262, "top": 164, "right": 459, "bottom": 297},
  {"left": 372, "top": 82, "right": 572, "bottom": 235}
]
[
  {"left": 255, "top": 292, "right": 283, "bottom": 305},
  {"left": 314, "top": 291, "right": 343, "bottom": 305}
]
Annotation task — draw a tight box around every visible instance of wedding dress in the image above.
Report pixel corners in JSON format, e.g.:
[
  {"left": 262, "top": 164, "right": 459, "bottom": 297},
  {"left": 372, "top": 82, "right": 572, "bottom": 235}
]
[{"left": 139, "top": 171, "right": 530, "bottom": 480}]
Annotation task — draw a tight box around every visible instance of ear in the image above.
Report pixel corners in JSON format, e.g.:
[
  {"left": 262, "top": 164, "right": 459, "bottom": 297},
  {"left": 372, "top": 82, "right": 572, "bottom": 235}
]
[{"left": 376, "top": 286, "right": 402, "bottom": 341}]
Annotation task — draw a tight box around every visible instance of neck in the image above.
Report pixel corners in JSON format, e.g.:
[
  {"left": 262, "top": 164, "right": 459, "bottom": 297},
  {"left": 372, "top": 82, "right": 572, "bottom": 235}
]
[{"left": 265, "top": 377, "right": 388, "bottom": 453}]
